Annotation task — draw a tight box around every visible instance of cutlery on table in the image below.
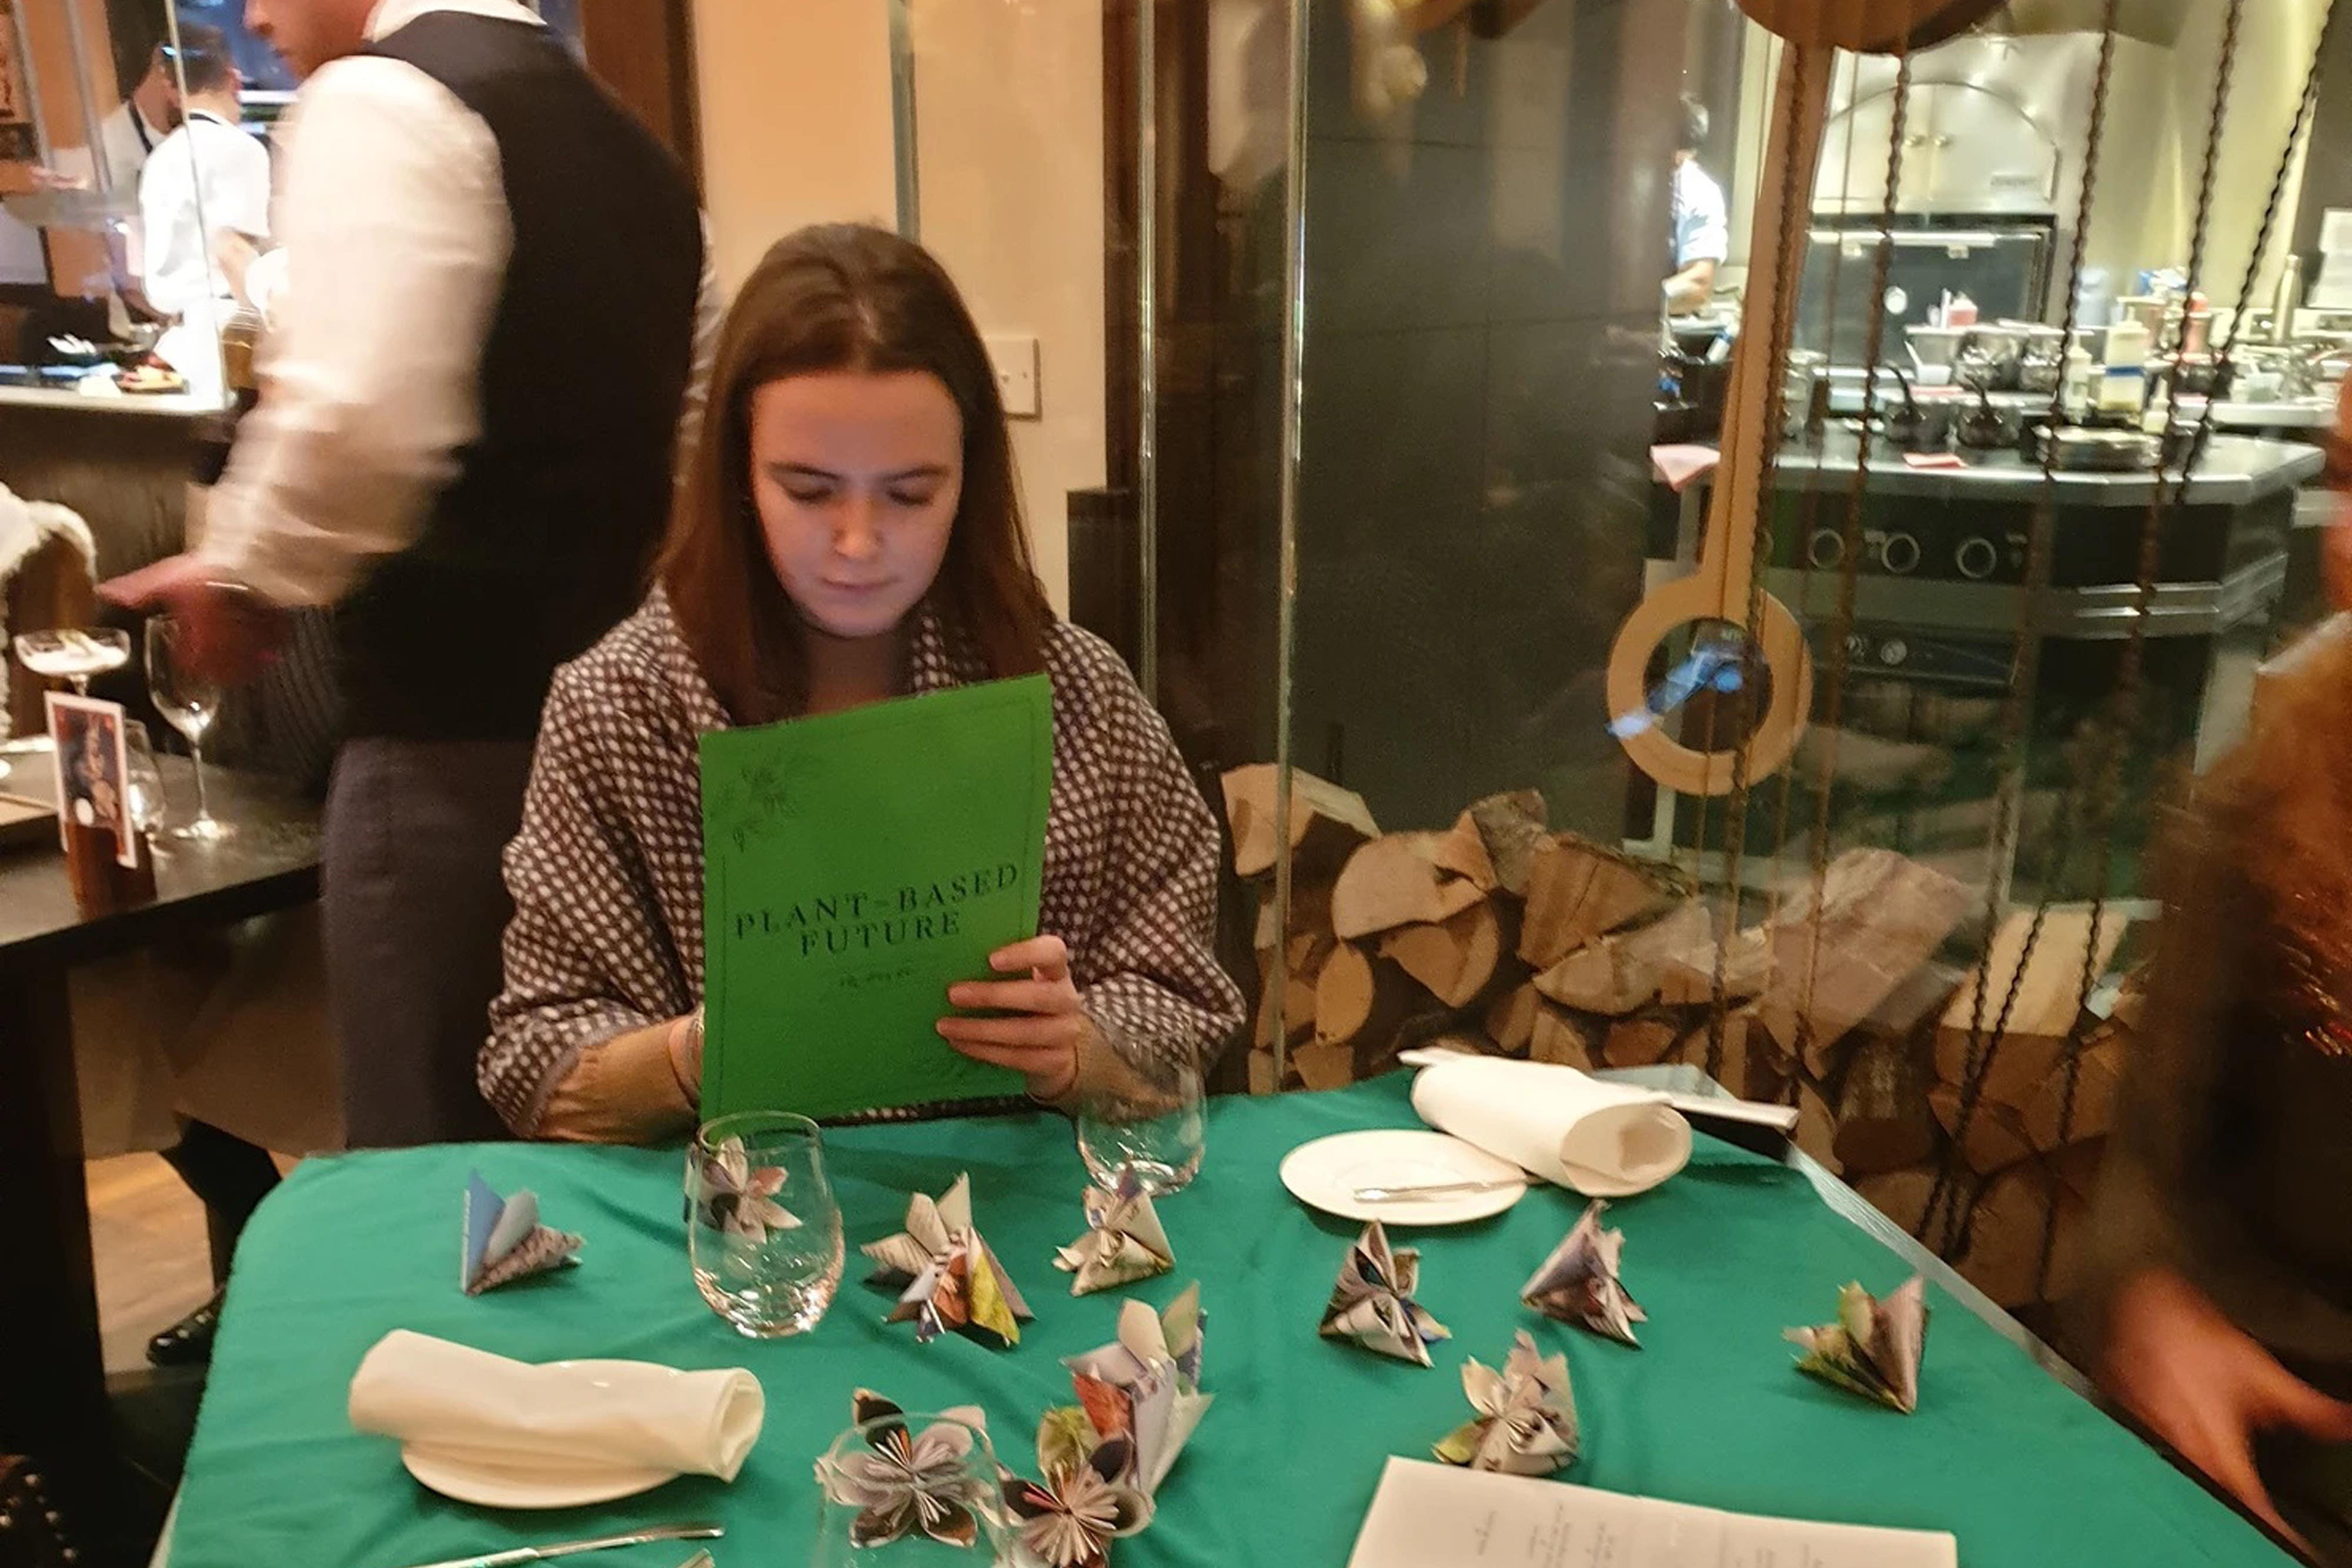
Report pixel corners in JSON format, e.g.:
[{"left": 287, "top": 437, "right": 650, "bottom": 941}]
[
  {"left": 387, "top": 1521, "right": 723, "bottom": 1568},
  {"left": 1352, "top": 1177, "right": 1525, "bottom": 1202}
]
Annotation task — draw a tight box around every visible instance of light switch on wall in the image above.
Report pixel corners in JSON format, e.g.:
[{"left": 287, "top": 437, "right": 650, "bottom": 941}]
[{"left": 984, "top": 332, "right": 1041, "bottom": 419}]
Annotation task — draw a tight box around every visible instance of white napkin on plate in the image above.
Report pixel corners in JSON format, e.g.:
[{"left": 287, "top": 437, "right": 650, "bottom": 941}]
[
  {"left": 1405, "top": 1055, "right": 1692, "bottom": 1197},
  {"left": 348, "top": 1329, "right": 764, "bottom": 1483}
]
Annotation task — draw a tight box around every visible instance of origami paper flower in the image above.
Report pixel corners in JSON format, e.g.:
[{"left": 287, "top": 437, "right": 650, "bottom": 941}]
[
  {"left": 461, "top": 1171, "right": 583, "bottom": 1295},
  {"left": 818, "top": 1389, "right": 994, "bottom": 1549},
  {"left": 1319, "top": 1221, "right": 1450, "bottom": 1367},
  {"left": 687, "top": 1136, "right": 800, "bottom": 1242},
  {"left": 1002, "top": 1432, "right": 1151, "bottom": 1568},
  {"left": 1054, "top": 1176, "right": 1174, "bottom": 1296},
  {"left": 1786, "top": 1275, "right": 1929, "bottom": 1414},
  {"left": 1432, "top": 1330, "right": 1579, "bottom": 1476},
  {"left": 1058, "top": 1283, "right": 1213, "bottom": 1495},
  {"left": 861, "top": 1174, "right": 1034, "bottom": 1348},
  {"left": 1521, "top": 1199, "right": 1645, "bottom": 1347}
]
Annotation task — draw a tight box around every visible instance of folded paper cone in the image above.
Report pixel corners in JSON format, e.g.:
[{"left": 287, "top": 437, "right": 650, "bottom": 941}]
[
  {"left": 349, "top": 1329, "right": 765, "bottom": 1483},
  {"left": 1409, "top": 1057, "right": 1692, "bottom": 1196}
]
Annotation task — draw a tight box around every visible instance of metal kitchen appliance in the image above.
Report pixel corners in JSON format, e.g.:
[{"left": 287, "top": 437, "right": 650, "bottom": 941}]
[
  {"left": 1613, "top": 0, "right": 2328, "bottom": 1302},
  {"left": 1796, "top": 31, "right": 2170, "bottom": 359}
]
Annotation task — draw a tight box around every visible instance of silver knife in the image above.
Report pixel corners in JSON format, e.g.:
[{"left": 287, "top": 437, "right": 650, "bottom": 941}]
[
  {"left": 1352, "top": 1178, "right": 1524, "bottom": 1201},
  {"left": 389, "top": 1521, "right": 723, "bottom": 1568}
]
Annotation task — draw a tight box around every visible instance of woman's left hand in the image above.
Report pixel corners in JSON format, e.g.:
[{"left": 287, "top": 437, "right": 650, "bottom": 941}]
[{"left": 940, "top": 935, "right": 1085, "bottom": 1101}]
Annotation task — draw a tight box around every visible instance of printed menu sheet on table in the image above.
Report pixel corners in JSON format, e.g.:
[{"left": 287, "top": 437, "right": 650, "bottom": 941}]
[{"left": 1347, "top": 1458, "right": 1957, "bottom": 1568}]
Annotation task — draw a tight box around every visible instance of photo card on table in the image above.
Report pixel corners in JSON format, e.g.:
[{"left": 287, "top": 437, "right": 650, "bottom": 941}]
[{"left": 45, "top": 691, "right": 136, "bottom": 868}]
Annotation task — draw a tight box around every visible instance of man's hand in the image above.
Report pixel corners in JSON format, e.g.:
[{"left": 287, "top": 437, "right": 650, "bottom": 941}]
[
  {"left": 940, "top": 934, "right": 1085, "bottom": 1101},
  {"left": 100, "top": 556, "right": 286, "bottom": 686},
  {"left": 2103, "top": 1267, "right": 2352, "bottom": 1549}
]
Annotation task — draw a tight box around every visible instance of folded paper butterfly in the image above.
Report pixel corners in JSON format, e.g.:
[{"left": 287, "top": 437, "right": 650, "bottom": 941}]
[
  {"left": 460, "top": 1171, "right": 583, "bottom": 1295},
  {"left": 1785, "top": 1275, "right": 1929, "bottom": 1414},
  {"left": 1054, "top": 1176, "right": 1174, "bottom": 1296},
  {"left": 1052, "top": 1282, "right": 1212, "bottom": 1497},
  {"left": 1003, "top": 1423, "right": 1152, "bottom": 1568},
  {"left": 1319, "top": 1220, "right": 1451, "bottom": 1367},
  {"left": 686, "top": 1134, "right": 801, "bottom": 1241},
  {"left": 1432, "top": 1329, "right": 1580, "bottom": 1476},
  {"left": 861, "top": 1173, "right": 1034, "bottom": 1348},
  {"left": 816, "top": 1389, "right": 994, "bottom": 1550},
  {"left": 1521, "top": 1199, "right": 1645, "bottom": 1347}
]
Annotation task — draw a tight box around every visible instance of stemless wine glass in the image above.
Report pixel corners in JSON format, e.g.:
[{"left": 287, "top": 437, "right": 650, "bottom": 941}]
[
  {"left": 13, "top": 627, "right": 132, "bottom": 695},
  {"left": 122, "top": 720, "right": 166, "bottom": 844},
  {"left": 686, "top": 1111, "right": 844, "bottom": 1337},
  {"left": 143, "top": 616, "right": 230, "bottom": 842},
  {"left": 813, "top": 1409, "right": 1010, "bottom": 1567},
  {"left": 1077, "top": 1055, "right": 1205, "bottom": 1196}
]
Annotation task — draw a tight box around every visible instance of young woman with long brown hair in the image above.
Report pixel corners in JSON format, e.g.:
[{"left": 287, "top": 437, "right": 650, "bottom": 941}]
[
  {"left": 478, "top": 224, "right": 1244, "bottom": 1140},
  {"left": 2091, "top": 615, "right": 2352, "bottom": 1559}
]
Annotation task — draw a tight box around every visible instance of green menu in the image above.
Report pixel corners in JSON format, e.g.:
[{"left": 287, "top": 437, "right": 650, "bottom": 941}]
[{"left": 699, "top": 674, "right": 1053, "bottom": 1121}]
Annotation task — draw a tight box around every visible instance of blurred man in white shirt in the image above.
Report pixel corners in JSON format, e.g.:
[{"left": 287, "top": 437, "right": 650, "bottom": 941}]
[
  {"left": 1668, "top": 95, "right": 1729, "bottom": 314},
  {"left": 106, "top": 0, "right": 716, "bottom": 1147},
  {"left": 138, "top": 25, "right": 272, "bottom": 321}
]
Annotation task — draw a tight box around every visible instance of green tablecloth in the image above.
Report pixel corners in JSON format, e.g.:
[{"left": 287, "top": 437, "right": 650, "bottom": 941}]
[{"left": 169, "top": 1076, "right": 2286, "bottom": 1566}]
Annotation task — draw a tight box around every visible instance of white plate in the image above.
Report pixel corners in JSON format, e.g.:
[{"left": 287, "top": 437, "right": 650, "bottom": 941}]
[
  {"left": 402, "top": 1446, "right": 674, "bottom": 1510},
  {"left": 1278, "top": 1129, "right": 1529, "bottom": 1226},
  {"left": 397, "top": 1358, "right": 677, "bottom": 1509}
]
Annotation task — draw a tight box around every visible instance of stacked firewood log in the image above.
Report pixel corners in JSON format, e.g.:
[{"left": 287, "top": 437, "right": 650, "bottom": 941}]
[
  {"left": 1861, "top": 907, "right": 2137, "bottom": 1310},
  {"left": 1224, "top": 764, "right": 2138, "bottom": 1312}
]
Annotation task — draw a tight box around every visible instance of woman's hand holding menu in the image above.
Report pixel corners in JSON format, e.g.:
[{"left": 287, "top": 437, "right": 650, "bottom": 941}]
[{"left": 939, "top": 935, "right": 1085, "bottom": 1101}]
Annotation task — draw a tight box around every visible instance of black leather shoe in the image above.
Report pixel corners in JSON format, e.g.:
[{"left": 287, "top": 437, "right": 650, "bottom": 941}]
[{"left": 146, "top": 1289, "right": 224, "bottom": 1367}]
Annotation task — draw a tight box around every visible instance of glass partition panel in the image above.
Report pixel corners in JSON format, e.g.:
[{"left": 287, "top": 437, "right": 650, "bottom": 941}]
[
  {"left": 1172, "top": 1, "right": 2338, "bottom": 1326},
  {"left": 0, "top": 0, "right": 273, "bottom": 412},
  {"left": 0, "top": 0, "right": 593, "bottom": 417}
]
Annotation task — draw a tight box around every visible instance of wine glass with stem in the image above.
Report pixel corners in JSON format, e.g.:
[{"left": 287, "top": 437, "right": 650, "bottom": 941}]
[
  {"left": 143, "top": 617, "right": 231, "bottom": 842},
  {"left": 122, "top": 720, "right": 166, "bottom": 843},
  {"left": 5, "top": 628, "right": 134, "bottom": 782},
  {"left": 12, "top": 628, "right": 132, "bottom": 696}
]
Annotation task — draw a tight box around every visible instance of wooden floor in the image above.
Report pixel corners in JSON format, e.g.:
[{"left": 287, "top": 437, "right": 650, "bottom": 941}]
[{"left": 87, "top": 1154, "right": 247, "bottom": 1372}]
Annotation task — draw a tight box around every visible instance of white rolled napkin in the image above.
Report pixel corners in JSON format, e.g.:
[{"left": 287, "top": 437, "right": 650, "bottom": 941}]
[
  {"left": 349, "top": 1329, "right": 765, "bottom": 1483},
  {"left": 1406, "top": 1054, "right": 1692, "bottom": 1197}
]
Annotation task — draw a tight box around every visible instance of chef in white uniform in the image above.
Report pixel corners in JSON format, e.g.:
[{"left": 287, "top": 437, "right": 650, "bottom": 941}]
[
  {"left": 1667, "top": 95, "right": 1729, "bottom": 314},
  {"left": 93, "top": 46, "right": 183, "bottom": 191},
  {"left": 138, "top": 24, "right": 272, "bottom": 321}
]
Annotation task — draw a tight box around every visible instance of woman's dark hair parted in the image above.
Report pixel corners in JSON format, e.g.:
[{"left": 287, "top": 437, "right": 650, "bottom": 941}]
[{"left": 658, "top": 223, "right": 1053, "bottom": 726}]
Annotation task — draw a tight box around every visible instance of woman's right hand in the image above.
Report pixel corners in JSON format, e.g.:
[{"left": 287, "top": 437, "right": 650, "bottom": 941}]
[{"left": 2102, "top": 1266, "right": 2352, "bottom": 1546}]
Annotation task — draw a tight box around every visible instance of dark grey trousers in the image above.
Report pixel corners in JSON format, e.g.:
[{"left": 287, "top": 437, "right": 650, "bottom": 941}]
[{"left": 323, "top": 737, "right": 534, "bottom": 1146}]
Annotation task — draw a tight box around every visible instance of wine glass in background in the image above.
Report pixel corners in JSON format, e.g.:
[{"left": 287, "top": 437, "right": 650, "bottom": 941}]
[
  {"left": 143, "top": 617, "right": 231, "bottom": 842},
  {"left": 1077, "top": 1055, "right": 1207, "bottom": 1196},
  {"left": 13, "top": 627, "right": 132, "bottom": 695},
  {"left": 122, "top": 720, "right": 166, "bottom": 844}
]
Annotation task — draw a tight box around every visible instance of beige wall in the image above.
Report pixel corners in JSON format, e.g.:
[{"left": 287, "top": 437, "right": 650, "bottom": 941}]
[
  {"left": 2156, "top": 0, "right": 2324, "bottom": 306},
  {"left": 906, "top": 0, "right": 1104, "bottom": 613},
  {"left": 687, "top": 0, "right": 1105, "bottom": 611},
  {"left": 691, "top": 2, "right": 896, "bottom": 286}
]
